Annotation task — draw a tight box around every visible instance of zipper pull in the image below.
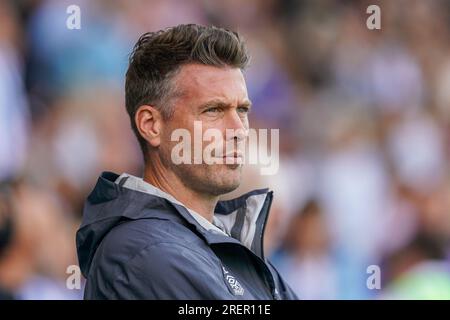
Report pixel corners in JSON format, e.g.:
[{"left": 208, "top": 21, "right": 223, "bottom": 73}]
[{"left": 273, "top": 288, "right": 281, "bottom": 300}]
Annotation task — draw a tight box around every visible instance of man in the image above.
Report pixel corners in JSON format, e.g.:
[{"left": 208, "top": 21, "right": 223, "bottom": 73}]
[{"left": 76, "top": 24, "right": 297, "bottom": 300}]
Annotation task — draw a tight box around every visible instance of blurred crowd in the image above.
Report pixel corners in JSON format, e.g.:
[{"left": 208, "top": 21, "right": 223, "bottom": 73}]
[{"left": 1, "top": 0, "right": 450, "bottom": 299}]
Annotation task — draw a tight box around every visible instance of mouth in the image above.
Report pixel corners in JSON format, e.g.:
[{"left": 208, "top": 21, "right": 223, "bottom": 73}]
[{"left": 222, "top": 153, "right": 244, "bottom": 164}]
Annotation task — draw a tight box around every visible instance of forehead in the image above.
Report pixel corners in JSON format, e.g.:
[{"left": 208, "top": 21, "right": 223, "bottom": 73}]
[{"left": 173, "top": 64, "right": 248, "bottom": 104}]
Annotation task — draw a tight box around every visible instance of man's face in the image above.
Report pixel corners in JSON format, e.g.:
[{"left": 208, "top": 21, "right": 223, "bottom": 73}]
[{"left": 159, "top": 64, "right": 251, "bottom": 196}]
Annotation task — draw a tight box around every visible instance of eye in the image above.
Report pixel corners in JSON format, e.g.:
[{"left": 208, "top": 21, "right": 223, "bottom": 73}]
[
  {"left": 204, "top": 107, "right": 221, "bottom": 114},
  {"left": 237, "top": 106, "right": 250, "bottom": 114}
]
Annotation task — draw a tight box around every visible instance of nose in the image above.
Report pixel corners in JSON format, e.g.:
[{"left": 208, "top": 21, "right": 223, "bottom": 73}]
[{"left": 225, "top": 110, "right": 248, "bottom": 142}]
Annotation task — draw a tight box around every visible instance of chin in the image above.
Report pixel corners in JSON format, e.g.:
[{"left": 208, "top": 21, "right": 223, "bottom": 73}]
[
  {"left": 209, "top": 182, "right": 241, "bottom": 196},
  {"left": 212, "top": 170, "right": 242, "bottom": 194},
  {"left": 179, "top": 164, "right": 242, "bottom": 196}
]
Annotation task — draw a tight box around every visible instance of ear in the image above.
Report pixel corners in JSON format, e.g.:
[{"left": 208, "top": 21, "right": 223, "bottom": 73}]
[{"left": 135, "top": 105, "right": 163, "bottom": 148}]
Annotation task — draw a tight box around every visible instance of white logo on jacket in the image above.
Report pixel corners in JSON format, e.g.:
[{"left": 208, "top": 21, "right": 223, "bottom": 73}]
[{"left": 222, "top": 266, "right": 245, "bottom": 296}]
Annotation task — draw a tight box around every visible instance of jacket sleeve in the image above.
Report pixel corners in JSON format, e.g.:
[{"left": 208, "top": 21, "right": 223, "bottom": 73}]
[{"left": 106, "top": 241, "right": 237, "bottom": 300}]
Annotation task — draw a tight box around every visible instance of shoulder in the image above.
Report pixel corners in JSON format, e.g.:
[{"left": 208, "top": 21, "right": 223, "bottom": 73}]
[
  {"left": 97, "top": 218, "right": 206, "bottom": 266},
  {"left": 85, "top": 219, "right": 230, "bottom": 299}
]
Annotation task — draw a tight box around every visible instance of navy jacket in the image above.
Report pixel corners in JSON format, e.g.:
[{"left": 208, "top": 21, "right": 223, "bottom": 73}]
[{"left": 76, "top": 172, "right": 298, "bottom": 300}]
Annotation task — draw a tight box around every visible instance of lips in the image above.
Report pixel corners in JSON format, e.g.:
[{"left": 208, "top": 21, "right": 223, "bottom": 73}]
[
  {"left": 222, "top": 152, "right": 244, "bottom": 164},
  {"left": 222, "top": 152, "right": 243, "bottom": 158}
]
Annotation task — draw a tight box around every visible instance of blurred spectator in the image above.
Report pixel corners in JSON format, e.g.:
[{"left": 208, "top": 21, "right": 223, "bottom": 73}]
[
  {"left": 0, "top": 182, "right": 15, "bottom": 299},
  {"left": 381, "top": 233, "right": 450, "bottom": 299},
  {"left": 272, "top": 200, "right": 338, "bottom": 299},
  {"left": 0, "top": 179, "right": 82, "bottom": 299},
  {"left": 0, "top": 1, "right": 30, "bottom": 180}
]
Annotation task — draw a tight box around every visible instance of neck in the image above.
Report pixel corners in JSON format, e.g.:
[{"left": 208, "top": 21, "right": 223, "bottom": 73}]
[{"left": 143, "top": 157, "right": 218, "bottom": 223}]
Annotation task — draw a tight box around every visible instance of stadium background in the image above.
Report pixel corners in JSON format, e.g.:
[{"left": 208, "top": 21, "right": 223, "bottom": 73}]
[{"left": 1, "top": 0, "right": 450, "bottom": 299}]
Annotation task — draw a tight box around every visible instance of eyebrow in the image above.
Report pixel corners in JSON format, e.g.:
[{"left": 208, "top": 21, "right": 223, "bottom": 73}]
[{"left": 198, "top": 99, "right": 252, "bottom": 111}]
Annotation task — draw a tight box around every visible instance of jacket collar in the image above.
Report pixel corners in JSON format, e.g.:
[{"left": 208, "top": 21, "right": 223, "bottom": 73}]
[
  {"left": 116, "top": 173, "right": 228, "bottom": 236},
  {"left": 87, "top": 171, "right": 273, "bottom": 260}
]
